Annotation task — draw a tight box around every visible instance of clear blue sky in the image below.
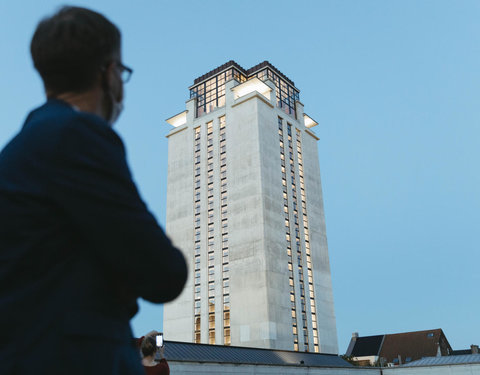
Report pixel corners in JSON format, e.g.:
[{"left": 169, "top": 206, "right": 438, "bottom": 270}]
[{"left": 1, "top": 0, "right": 479, "bottom": 353}]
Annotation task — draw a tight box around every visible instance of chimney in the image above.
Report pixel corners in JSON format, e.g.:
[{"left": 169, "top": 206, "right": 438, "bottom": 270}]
[
  {"left": 352, "top": 332, "right": 359, "bottom": 339},
  {"left": 471, "top": 345, "right": 479, "bottom": 354}
]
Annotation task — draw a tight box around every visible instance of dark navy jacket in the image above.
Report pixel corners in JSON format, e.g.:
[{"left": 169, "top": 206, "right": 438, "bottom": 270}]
[{"left": 0, "top": 100, "right": 187, "bottom": 374}]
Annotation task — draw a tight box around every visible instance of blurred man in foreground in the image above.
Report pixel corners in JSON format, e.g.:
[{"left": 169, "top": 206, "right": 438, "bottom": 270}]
[{"left": 0, "top": 6, "right": 187, "bottom": 375}]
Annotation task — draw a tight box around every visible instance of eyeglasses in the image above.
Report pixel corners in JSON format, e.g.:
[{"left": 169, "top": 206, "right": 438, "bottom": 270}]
[{"left": 116, "top": 62, "right": 133, "bottom": 83}]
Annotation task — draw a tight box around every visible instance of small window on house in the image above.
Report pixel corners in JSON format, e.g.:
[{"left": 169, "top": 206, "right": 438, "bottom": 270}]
[
  {"left": 406, "top": 357, "right": 411, "bottom": 362},
  {"left": 427, "top": 333, "right": 434, "bottom": 338}
]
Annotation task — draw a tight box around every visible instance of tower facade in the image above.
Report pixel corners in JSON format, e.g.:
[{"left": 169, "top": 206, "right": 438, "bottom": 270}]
[{"left": 164, "top": 61, "right": 338, "bottom": 354}]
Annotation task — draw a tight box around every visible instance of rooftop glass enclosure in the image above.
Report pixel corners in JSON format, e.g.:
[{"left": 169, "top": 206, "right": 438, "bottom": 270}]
[{"left": 189, "top": 61, "right": 300, "bottom": 118}]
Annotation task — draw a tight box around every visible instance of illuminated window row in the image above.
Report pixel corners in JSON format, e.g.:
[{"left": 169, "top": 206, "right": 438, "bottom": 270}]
[
  {"left": 193, "top": 117, "right": 232, "bottom": 345},
  {"left": 296, "top": 129, "right": 319, "bottom": 352},
  {"left": 279, "top": 117, "right": 299, "bottom": 351},
  {"left": 219, "top": 116, "right": 231, "bottom": 346},
  {"left": 206, "top": 121, "right": 216, "bottom": 345},
  {"left": 287, "top": 123, "right": 309, "bottom": 352},
  {"left": 194, "top": 126, "right": 202, "bottom": 343}
]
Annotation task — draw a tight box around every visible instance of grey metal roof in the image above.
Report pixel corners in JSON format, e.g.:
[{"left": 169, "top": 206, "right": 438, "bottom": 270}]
[
  {"left": 160, "top": 341, "right": 352, "bottom": 367},
  {"left": 403, "top": 354, "right": 480, "bottom": 367}
]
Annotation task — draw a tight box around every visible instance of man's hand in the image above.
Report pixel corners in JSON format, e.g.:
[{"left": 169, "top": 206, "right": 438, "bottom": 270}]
[{"left": 159, "top": 345, "right": 165, "bottom": 359}]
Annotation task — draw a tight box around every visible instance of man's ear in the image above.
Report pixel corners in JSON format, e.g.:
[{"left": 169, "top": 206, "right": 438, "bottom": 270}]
[{"left": 103, "top": 62, "right": 116, "bottom": 88}]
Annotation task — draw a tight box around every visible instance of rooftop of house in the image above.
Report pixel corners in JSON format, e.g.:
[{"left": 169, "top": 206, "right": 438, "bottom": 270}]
[
  {"left": 349, "top": 335, "right": 384, "bottom": 357},
  {"left": 404, "top": 353, "right": 480, "bottom": 367},
  {"left": 345, "top": 329, "right": 452, "bottom": 364},
  {"left": 379, "top": 329, "right": 449, "bottom": 363},
  {"left": 157, "top": 341, "right": 352, "bottom": 367}
]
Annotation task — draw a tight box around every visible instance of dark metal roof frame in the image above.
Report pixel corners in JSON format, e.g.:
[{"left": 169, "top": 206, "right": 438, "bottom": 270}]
[{"left": 192, "top": 60, "right": 296, "bottom": 89}]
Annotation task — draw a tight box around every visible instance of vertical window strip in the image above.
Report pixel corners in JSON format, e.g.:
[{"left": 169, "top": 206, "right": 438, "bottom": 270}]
[
  {"left": 279, "top": 117, "right": 298, "bottom": 351},
  {"left": 288, "top": 123, "right": 309, "bottom": 351},
  {"left": 193, "top": 126, "right": 202, "bottom": 343},
  {"left": 219, "top": 116, "right": 231, "bottom": 345},
  {"left": 206, "top": 121, "right": 215, "bottom": 345},
  {"left": 296, "top": 129, "right": 319, "bottom": 352}
]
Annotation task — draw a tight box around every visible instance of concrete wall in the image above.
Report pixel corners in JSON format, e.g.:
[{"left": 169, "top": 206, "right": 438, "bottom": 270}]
[
  {"left": 383, "top": 364, "right": 480, "bottom": 375},
  {"left": 295, "top": 102, "right": 338, "bottom": 354},
  {"left": 168, "top": 362, "right": 480, "bottom": 375},
  {"left": 164, "top": 98, "right": 196, "bottom": 342},
  {"left": 169, "top": 362, "right": 379, "bottom": 375},
  {"left": 227, "top": 80, "right": 271, "bottom": 348}
]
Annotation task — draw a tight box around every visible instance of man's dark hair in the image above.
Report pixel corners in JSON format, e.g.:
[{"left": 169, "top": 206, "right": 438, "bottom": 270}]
[{"left": 31, "top": 6, "right": 121, "bottom": 95}]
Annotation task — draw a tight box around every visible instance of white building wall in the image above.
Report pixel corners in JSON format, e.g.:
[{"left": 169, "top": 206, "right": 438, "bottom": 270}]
[
  {"left": 168, "top": 362, "right": 480, "bottom": 375},
  {"left": 256, "top": 87, "right": 294, "bottom": 351},
  {"left": 227, "top": 81, "right": 271, "bottom": 348},
  {"left": 169, "top": 362, "right": 379, "bottom": 375},
  {"left": 164, "top": 99, "right": 195, "bottom": 341},
  {"left": 301, "top": 124, "right": 338, "bottom": 354},
  {"left": 385, "top": 364, "right": 480, "bottom": 375}
]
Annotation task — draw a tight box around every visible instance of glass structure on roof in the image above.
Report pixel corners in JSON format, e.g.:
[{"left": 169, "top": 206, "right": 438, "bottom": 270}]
[
  {"left": 190, "top": 67, "right": 246, "bottom": 117},
  {"left": 251, "top": 67, "right": 300, "bottom": 117},
  {"left": 189, "top": 62, "right": 300, "bottom": 118}
]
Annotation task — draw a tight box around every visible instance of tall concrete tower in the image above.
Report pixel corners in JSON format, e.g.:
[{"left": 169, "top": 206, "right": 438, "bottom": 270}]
[{"left": 164, "top": 61, "right": 338, "bottom": 354}]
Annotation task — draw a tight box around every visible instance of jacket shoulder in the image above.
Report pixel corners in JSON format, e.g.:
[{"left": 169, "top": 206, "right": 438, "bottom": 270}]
[{"left": 23, "top": 100, "right": 125, "bottom": 153}]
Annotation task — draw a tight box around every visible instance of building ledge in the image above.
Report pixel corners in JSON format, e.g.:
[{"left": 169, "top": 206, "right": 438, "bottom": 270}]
[
  {"left": 166, "top": 110, "right": 188, "bottom": 127},
  {"left": 231, "top": 91, "right": 274, "bottom": 109},
  {"left": 166, "top": 124, "right": 188, "bottom": 138},
  {"left": 305, "top": 128, "right": 319, "bottom": 140},
  {"left": 304, "top": 113, "right": 318, "bottom": 128}
]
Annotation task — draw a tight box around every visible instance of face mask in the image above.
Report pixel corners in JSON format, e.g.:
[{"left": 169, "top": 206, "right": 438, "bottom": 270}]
[
  {"left": 106, "top": 90, "right": 124, "bottom": 126},
  {"left": 102, "top": 67, "right": 124, "bottom": 126}
]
